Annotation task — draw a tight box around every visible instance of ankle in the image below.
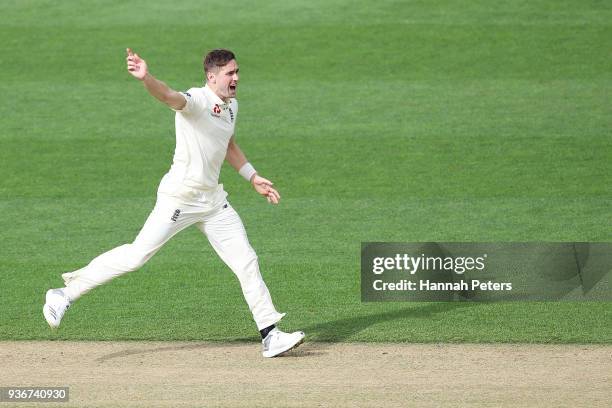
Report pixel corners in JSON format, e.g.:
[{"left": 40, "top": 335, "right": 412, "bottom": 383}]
[{"left": 259, "top": 324, "right": 276, "bottom": 339}]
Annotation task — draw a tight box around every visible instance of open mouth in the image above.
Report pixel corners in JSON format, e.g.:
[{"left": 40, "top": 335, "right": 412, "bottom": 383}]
[{"left": 229, "top": 84, "right": 237, "bottom": 92}]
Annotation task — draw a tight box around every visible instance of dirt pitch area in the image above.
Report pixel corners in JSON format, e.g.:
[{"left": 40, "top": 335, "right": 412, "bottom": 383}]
[{"left": 1, "top": 341, "right": 610, "bottom": 407}]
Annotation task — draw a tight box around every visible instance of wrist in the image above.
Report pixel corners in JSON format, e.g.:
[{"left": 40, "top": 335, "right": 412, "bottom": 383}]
[{"left": 239, "top": 162, "right": 257, "bottom": 182}]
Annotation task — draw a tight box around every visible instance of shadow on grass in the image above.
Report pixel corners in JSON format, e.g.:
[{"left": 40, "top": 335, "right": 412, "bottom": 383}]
[
  {"left": 303, "top": 302, "right": 477, "bottom": 342},
  {"left": 280, "top": 302, "right": 478, "bottom": 358}
]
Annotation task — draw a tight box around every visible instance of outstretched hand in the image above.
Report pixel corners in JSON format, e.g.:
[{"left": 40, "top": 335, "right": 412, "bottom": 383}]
[
  {"left": 126, "top": 48, "right": 148, "bottom": 80},
  {"left": 251, "top": 175, "right": 281, "bottom": 204}
]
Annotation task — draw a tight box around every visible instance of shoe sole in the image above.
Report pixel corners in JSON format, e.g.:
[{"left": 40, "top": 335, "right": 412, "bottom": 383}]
[{"left": 263, "top": 336, "right": 305, "bottom": 358}]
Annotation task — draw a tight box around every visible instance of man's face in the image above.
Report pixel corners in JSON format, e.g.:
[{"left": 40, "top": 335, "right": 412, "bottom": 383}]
[{"left": 208, "top": 59, "right": 239, "bottom": 101}]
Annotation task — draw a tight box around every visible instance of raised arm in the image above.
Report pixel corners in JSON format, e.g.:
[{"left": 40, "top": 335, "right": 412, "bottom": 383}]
[
  {"left": 126, "top": 48, "right": 186, "bottom": 111},
  {"left": 226, "top": 136, "right": 281, "bottom": 204}
]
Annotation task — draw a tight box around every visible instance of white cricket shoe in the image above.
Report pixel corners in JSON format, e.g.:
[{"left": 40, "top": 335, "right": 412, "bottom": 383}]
[
  {"left": 262, "top": 328, "right": 305, "bottom": 358},
  {"left": 43, "top": 289, "right": 71, "bottom": 329}
]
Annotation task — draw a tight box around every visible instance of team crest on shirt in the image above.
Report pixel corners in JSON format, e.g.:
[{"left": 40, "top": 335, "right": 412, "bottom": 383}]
[{"left": 211, "top": 103, "right": 234, "bottom": 122}]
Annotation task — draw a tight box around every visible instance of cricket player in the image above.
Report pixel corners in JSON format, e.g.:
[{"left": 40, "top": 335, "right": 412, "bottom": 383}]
[{"left": 43, "top": 48, "right": 305, "bottom": 358}]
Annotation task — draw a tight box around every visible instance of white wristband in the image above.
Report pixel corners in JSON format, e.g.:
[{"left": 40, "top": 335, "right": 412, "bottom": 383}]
[{"left": 239, "top": 162, "right": 257, "bottom": 182}]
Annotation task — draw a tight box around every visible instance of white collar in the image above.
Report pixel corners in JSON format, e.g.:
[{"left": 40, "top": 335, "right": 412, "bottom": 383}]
[{"left": 203, "top": 84, "right": 230, "bottom": 106}]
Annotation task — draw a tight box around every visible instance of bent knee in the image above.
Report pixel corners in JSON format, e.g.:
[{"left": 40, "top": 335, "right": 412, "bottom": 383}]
[{"left": 124, "top": 243, "right": 157, "bottom": 270}]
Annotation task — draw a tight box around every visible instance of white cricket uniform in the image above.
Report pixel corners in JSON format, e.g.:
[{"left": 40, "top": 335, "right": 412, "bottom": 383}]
[{"left": 62, "top": 85, "right": 285, "bottom": 330}]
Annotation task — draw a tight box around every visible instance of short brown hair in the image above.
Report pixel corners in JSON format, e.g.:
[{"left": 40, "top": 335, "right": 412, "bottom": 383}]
[{"left": 203, "top": 49, "right": 236, "bottom": 74}]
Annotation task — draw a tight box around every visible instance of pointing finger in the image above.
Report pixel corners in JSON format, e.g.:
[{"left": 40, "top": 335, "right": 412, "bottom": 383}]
[
  {"left": 268, "top": 193, "right": 279, "bottom": 204},
  {"left": 267, "top": 187, "right": 281, "bottom": 200},
  {"left": 266, "top": 188, "right": 280, "bottom": 202}
]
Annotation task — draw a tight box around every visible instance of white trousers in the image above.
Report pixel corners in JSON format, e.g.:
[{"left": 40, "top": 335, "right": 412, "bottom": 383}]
[{"left": 62, "top": 192, "right": 285, "bottom": 330}]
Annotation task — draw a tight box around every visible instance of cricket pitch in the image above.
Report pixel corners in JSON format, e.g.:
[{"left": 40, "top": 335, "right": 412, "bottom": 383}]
[{"left": 1, "top": 342, "right": 610, "bottom": 407}]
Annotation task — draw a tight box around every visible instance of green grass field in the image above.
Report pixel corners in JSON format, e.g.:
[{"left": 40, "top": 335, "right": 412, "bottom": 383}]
[{"left": 1, "top": 0, "right": 610, "bottom": 343}]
